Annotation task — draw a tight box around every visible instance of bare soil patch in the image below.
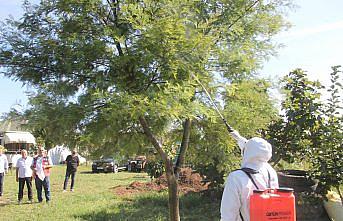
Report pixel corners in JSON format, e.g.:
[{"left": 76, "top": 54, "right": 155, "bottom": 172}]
[{"left": 112, "top": 168, "right": 209, "bottom": 196}]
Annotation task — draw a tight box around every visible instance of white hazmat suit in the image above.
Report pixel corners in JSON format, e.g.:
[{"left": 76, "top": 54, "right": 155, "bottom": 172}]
[{"left": 220, "top": 131, "right": 279, "bottom": 221}]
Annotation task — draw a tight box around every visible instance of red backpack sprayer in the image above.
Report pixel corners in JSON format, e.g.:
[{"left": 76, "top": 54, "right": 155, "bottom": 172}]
[{"left": 192, "top": 74, "right": 296, "bottom": 221}]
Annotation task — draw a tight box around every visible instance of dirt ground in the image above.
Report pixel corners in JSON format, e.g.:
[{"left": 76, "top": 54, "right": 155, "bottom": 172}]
[{"left": 112, "top": 168, "right": 209, "bottom": 196}]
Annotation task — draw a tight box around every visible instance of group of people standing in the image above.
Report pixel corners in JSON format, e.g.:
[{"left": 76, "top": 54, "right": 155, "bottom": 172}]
[{"left": 0, "top": 145, "right": 79, "bottom": 204}]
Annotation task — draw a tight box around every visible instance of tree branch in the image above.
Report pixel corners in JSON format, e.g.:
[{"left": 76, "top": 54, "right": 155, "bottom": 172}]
[
  {"left": 104, "top": 0, "right": 124, "bottom": 56},
  {"left": 138, "top": 116, "right": 168, "bottom": 162},
  {"left": 227, "top": 0, "right": 261, "bottom": 30},
  {"left": 174, "top": 118, "right": 192, "bottom": 177}
]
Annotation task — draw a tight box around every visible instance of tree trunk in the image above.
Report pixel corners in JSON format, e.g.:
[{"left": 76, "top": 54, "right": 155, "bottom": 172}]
[
  {"left": 174, "top": 119, "right": 192, "bottom": 179},
  {"left": 139, "top": 116, "right": 180, "bottom": 221},
  {"left": 166, "top": 160, "right": 180, "bottom": 221},
  {"left": 139, "top": 116, "right": 192, "bottom": 221}
]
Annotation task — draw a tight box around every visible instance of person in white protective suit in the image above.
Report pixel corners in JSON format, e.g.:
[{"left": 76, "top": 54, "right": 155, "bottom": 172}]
[{"left": 220, "top": 130, "right": 279, "bottom": 221}]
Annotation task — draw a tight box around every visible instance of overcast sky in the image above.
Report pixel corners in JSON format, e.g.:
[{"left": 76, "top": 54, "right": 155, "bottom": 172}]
[{"left": 1, "top": 0, "right": 343, "bottom": 115}]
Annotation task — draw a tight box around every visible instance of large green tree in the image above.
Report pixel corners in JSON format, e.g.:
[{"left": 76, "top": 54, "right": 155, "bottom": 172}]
[{"left": 0, "top": 0, "right": 291, "bottom": 220}]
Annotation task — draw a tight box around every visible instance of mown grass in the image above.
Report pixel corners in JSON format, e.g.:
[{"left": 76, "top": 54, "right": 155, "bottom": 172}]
[{"left": 0, "top": 165, "right": 220, "bottom": 221}]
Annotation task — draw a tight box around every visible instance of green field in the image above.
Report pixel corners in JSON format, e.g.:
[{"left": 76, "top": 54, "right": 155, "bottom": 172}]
[{"left": 0, "top": 165, "right": 220, "bottom": 221}]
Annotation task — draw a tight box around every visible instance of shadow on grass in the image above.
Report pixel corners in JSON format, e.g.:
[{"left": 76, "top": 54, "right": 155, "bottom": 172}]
[
  {"left": 75, "top": 192, "right": 220, "bottom": 221},
  {"left": 79, "top": 171, "right": 125, "bottom": 175},
  {"left": 0, "top": 198, "right": 42, "bottom": 207},
  {"left": 0, "top": 198, "right": 12, "bottom": 207},
  {"left": 80, "top": 171, "right": 94, "bottom": 174}
]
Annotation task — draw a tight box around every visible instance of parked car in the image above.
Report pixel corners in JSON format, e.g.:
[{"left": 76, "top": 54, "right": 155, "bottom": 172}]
[
  {"left": 127, "top": 156, "right": 147, "bottom": 172},
  {"left": 92, "top": 158, "right": 118, "bottom": 173}
]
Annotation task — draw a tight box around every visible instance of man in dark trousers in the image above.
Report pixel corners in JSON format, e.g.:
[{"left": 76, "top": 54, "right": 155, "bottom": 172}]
[
  {"left": 63, "top": 149, "right": 79, "bottom": 192},
  {"left": 16, "top": 149, "right": 33, "bottom": 203},
  {"left": 31, "top": 147, "right": 53, "bottom": 203}
]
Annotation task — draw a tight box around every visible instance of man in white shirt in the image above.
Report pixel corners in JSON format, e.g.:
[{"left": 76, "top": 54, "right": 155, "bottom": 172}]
[
  {"left": 221, "top": 131, "right": 279, "bottom": 221},
  {"left": 16, "top": 149, "right": 33, "bottom": 203},
  {"left": 0, "top": 145, "right": 9, "bottom": 197}
]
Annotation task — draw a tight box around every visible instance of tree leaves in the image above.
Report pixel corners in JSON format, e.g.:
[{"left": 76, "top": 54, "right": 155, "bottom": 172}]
[
  {"left": 266, "top": 67, "right": 343, "bottom": 198},
  {"left": 1, "top": 0, "right": 291, "bottom": 161}
]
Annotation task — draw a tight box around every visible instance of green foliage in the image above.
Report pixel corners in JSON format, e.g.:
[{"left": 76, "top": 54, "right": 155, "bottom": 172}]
[
  {"left": 0, "top": 0, "right": 291, "bottom": 158},
  {"left": 24, "top": 92, "right": 84, "bottom": 149},
  {"left": 224, "top": 79, "right": 279, "bottom": 135},
  {"left": 146, "top": 160, "right": 165, "bottom": 179},
  {"left": 309, "top": 66, "right": 343, "bottom": 199},
  {"left": 266, "top": 69, "right": 323, "bottom": 164},
  {"left": 0, "top": 109, "right": 27, "bottom": 131},
  {"left": 266, "top": 67, "right": 343, "bottom": 200},
  {"left": 189, "top": 79, "right": 279, "bottom": 187},
  {"left": 0, "top": 1, "right": 293, "bottom": 219}
]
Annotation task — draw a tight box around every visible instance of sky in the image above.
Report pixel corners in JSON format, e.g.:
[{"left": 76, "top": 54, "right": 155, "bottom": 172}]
[{"left": 0, "top": 0, "right": 343, "bottom": 115}]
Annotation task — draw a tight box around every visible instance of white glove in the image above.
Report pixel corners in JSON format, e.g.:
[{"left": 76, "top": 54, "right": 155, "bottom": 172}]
[
  {"left": 230, "top": 130, "right": 248, "bottom": 155},
  {"left": 230, "top": 130, "right": 241, "bottom": 141}
]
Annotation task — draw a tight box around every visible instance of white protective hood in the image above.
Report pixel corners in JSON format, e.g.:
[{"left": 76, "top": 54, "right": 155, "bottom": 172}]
[
  {"left": 221, "top": 136, "right": 278, "bottom": 221},
  {"left": 241, "top": 137, "right": 272, "bottom": 171}
]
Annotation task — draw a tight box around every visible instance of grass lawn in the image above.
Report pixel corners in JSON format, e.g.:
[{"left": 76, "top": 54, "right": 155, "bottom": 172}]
[{"left": 0, "top": 165, "right": 220, "bottom": 221}]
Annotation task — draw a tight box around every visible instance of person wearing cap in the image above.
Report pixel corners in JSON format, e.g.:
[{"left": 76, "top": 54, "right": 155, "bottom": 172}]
[
  {"left": 0, "top": 145, "right": 9, "bottom": 197},
  {"left": 220, "top": 130, "right": 279, "bottom": 221},
  {"left": 16, "top": 149, "right": 33, "bottom": 203},
  {"left": 63, "top": 149, "right": 80, "bottom": 192},
  {"left": 31, "top": 147, "right": 53, "bottom": 203}
]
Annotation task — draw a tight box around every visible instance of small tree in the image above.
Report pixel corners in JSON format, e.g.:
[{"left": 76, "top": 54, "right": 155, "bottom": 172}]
[
  {"left": 266, "top": 69, "right": 323, "bottom": 165},
  {"left": 266, "top": 67, "right": 343, "bottom": 203},
  {"left": 310, "top": 66, "right": 343, "bottom": 203}
]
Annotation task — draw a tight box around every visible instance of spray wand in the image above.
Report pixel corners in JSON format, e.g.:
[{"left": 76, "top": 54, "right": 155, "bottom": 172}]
[{"left": 191, "top": 74, "right": 234, "bottom": 133}]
